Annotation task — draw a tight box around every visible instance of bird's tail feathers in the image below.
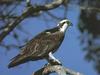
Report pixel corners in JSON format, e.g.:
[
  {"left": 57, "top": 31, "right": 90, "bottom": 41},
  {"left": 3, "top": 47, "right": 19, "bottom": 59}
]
[{"left": 8, "top": 54, "right": 29, "bottom": 68}]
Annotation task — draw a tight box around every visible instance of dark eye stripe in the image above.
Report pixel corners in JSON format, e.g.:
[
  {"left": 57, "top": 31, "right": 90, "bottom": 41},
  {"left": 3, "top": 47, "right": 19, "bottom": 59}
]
[
  {"left": 59, "top": 21, "right": 67, "bottom": 27},
  {"left": 62, "top": 21, "right": 66, "bottom": 24}
]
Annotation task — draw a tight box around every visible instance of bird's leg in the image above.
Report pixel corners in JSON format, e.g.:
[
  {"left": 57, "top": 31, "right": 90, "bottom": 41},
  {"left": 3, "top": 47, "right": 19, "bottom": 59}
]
[{"left": 46, "top": 52, "right": 62, "bottom": 65}]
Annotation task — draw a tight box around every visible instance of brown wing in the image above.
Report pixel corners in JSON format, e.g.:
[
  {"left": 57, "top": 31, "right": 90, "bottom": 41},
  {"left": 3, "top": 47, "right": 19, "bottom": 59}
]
[
  {"left": 20, "top": 31, "right": 63, "bottom": 58},
  {"left": 8, "top": 31, "right": 64, "bottom": 68}
]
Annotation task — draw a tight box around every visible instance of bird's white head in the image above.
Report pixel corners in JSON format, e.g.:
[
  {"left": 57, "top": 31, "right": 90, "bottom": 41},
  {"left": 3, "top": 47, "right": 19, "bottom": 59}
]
[{"left": 57, "top": 19, "right": 72, "bottom": 32}]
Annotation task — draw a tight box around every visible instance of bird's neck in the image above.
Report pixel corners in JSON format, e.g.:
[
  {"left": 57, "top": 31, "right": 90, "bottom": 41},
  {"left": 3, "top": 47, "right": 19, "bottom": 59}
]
[{"left": 59, "top": 23, "right": 69, "bottom": 33}]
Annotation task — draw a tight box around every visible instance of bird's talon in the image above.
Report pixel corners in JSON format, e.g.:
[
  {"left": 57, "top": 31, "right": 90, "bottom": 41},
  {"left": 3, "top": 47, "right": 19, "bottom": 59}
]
[
  {"left": 50, "top": 59, "right": 62, "bottom": 65},
  {"left": 44, "top": 63, "right": 50, "bottom": 67}
]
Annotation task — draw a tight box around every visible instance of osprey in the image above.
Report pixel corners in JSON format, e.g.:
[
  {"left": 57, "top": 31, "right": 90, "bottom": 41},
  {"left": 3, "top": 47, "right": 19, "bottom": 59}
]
[{"left": 8, "top": 19, "right": 72, "bottom": 68}]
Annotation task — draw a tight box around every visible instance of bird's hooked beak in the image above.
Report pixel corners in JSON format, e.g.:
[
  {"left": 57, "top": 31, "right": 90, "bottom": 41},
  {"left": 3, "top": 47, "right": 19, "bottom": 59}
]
[
  {"left": 70, "top": 22, "right": 73, "bottom": 26},
  {"left": 66, "top": 20, "right": 73, "bottom": 27}
]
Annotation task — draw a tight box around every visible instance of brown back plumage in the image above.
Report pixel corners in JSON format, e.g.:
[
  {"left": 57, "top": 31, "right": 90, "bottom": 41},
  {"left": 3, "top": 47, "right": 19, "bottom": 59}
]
[{"left": 8, "top": 27, "right": 65, "bottom": 68}]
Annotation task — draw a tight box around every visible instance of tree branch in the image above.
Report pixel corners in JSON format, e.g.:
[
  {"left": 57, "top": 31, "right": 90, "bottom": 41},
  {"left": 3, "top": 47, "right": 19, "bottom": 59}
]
[
  {"left": 32, "top": 65, "right": 83, "bottom": 75},
  {"left": 0, "top": 0, "right": 66, "bottom": 43}
]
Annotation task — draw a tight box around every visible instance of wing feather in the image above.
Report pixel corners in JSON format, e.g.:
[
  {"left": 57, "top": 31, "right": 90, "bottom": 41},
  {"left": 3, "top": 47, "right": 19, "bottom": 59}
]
[
  {"left": 8, "top": 30, "right": 64, "bottom": 68},
  {"left": 20, "top": 31, "right": 64, "bottom": 58}
]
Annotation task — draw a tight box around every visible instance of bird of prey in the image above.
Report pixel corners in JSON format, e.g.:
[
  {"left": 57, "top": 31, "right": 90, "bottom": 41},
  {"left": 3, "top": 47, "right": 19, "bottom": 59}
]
[{"left": 8, "top": 19, "right": 72, "bottom": 68}]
